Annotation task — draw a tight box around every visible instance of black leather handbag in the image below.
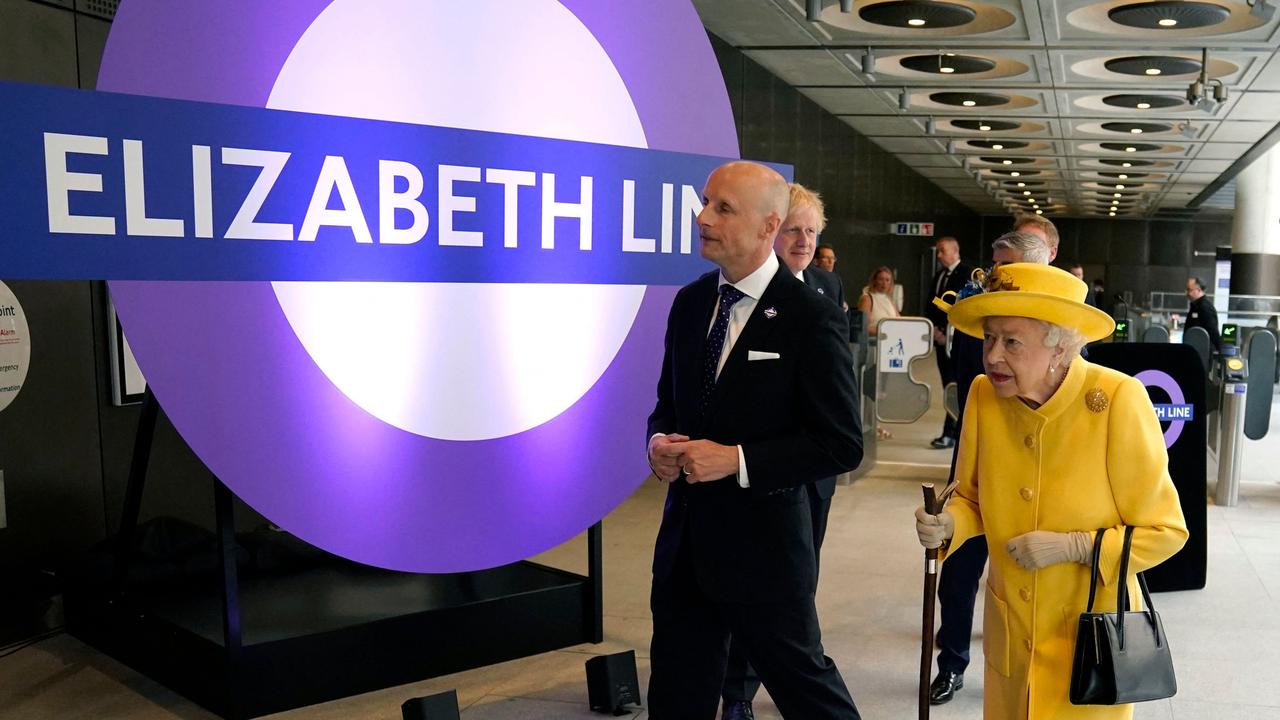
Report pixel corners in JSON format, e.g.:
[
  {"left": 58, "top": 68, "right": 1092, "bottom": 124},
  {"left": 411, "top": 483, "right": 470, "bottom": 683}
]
[{"left": 1069, "top": 525, "right": 1177, "bottom": 705}]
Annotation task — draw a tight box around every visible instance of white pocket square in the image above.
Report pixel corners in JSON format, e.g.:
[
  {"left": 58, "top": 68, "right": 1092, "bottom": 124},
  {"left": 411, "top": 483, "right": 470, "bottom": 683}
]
[{"left": 748, "top": 351, "right": 781, "bottom": 361}]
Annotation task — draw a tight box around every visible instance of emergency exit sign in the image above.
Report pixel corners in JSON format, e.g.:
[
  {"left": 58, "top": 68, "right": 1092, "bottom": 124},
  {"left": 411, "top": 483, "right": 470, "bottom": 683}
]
[{"left": 891, "top": 222, "right": 934, "bottom": 236}]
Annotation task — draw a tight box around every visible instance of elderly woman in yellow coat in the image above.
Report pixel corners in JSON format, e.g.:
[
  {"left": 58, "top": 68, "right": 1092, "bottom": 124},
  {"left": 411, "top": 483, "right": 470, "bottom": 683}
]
[{"left": 914, "top": 263, "right": 1187, "bottom": 720}]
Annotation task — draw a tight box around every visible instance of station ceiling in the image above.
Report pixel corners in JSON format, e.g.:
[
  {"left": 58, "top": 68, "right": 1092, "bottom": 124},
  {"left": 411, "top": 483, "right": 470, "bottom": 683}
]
[{"left": 694, "top": 0, "right": 1280, "bottom": 219}]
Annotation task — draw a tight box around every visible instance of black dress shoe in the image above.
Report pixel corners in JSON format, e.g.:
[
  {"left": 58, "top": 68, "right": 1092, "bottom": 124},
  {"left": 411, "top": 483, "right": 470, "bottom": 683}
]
[
  {"left": 722, "top": 700, "right": 755, "bottom": 720},
  {"left": 929, "top": 670, "right": 964, "bottom": 705},
  {"left": 930, "top": 436, "right": 955, "bottom": 449}
]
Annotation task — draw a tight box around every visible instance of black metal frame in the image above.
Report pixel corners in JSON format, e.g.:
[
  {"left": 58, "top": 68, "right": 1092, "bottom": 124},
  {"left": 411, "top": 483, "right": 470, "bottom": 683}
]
[{"left": 71, "top": 389, "right": 605, "bottom": 719}]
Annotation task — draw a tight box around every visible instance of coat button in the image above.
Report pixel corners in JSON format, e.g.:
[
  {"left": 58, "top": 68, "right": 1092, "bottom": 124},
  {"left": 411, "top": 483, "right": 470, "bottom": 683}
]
[
  {"left": 1020, "top": 587, "right": 1032, "bottom": 602},
  {"left": 1024, "top": 434, "right": 1036, "bottom": 449},
  {"left": 1024, "top": 638, "right": 1033, "bottom": 651},
  {"left": 1020, "top": 487, "right": 1033, "bottom": 501}
]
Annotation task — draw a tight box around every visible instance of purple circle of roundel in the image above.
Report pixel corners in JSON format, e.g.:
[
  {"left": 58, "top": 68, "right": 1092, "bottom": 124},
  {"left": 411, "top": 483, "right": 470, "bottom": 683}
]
[
  {"left": 98, "top": 1, "right": 738, "bottom": 572},
  {"left": 1134, "top": 369, "right": 1186, "bottom": 449}
]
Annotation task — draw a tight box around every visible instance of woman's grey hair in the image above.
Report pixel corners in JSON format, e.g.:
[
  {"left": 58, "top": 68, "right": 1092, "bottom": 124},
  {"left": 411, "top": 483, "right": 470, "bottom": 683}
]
[
  {"left": 1039, "top": 320, "right": 1088, "bottom": 367},
  {"left": 991, "top": 231, "right": 1051, "bottom": 265}
]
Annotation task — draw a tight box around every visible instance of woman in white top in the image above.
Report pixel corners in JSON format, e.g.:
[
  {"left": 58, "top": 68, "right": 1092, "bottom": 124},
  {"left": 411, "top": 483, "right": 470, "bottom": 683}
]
[
  {"left": 858, "top": 266, "right": 901, "bottom": 334},
  {"left": 859, "top": 266, "right": 901, "bottom": 439}
]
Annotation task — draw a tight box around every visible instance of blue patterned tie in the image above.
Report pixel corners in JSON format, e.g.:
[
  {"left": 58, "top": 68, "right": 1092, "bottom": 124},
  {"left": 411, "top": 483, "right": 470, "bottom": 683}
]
[{"left": 701, "top": 284, "right": 746, "bottom": 413}]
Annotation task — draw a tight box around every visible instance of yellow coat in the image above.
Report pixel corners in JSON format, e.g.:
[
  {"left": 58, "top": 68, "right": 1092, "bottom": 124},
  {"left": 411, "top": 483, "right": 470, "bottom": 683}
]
[{"left": 945, "top": 357, "right": 1188, "bottom": 720}]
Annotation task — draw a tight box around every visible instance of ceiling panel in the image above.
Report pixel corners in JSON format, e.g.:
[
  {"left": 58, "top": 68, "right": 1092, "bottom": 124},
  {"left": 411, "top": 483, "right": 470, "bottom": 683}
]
[{"left": 695, "top": 0, "right": 1280, "bottom": 217}]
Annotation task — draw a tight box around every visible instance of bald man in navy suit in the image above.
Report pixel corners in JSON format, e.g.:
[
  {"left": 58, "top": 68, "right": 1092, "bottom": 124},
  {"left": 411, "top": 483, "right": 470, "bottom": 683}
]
[{"left": 646, "top": 162, "right": 863, "bottom": 719}]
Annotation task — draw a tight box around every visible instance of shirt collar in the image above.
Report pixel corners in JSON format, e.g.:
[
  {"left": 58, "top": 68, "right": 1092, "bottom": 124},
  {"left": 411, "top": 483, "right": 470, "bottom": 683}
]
[
  {"left": 793, "top": 267, "right": 805, "bottom": 282},
  {"left": 945, "top": 259, "right": 962, "bottom": 272},
  {"left": 719, "top": 252, "right": 779, "bottom": 302}
]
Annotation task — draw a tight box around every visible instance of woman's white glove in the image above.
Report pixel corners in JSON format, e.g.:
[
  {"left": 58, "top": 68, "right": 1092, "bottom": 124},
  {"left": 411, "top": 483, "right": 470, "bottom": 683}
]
[
  {"left": 914, "top": 506, "right": 954, "bottom": 549},
  {"left": 1006, "top": 530, "right": 1092, "bottom": 571}
]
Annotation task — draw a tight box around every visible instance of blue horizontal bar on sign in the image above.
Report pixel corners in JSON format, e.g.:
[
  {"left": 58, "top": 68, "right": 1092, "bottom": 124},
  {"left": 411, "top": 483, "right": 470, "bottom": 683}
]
[{"left": 0, "top": 81, "right": 787, "bottom": 284}]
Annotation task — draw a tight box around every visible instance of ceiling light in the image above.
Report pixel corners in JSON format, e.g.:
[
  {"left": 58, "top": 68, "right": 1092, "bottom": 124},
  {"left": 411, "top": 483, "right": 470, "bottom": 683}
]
[
  {"left": 1002, "top": 159, "right": 1013, "bottom": 165},
  {"left": 1109, "top": 212, "right": 1116, "bottom": 216},
  {"left": 840, "top": 0, "right": 854, "bottom": 11},
  {"left": 899, "top": 89, "right": 911, "bottom": 110},
  {"left": 1023, "top": 190, "right": 1032, "bottom": 195},
  {"left": 1145, "top": 68, "right": 1162, "bottom": 76},
  {"left": 1130, "top": 128, "right": 1143, "bottom": 134},
  {"left": 992, "top": 143, "right": 1004, "bottom": 150},
  {"left": 1035, "top": 209, "right": 1043, "bottom": 215},
  {"left": 927, "top": 116, "right": 937, "bottom": 134},
  {"left": 962, "top": 100, "right": 977, "bottom": 107},
  {"left": 1136, "top": 102, "right": 1151, "bottom": 109},
  {"left": 1158, "top": 18, "right": 1178, "bottom": 26},
  {"left": 1017, "top": 182, "right": 1026, "bottom": 187},
  {"left": 1250, "top": 0, "right": 1275, "bottom": 21},
  {"left": 1125, "top": 146, "right": 1137, "bottom": 152},
  {"left": 908, "top": 17, "right": 927, "bottom": 26},
  {"left": 1116, "top": 184, "right": 1126, "bottom": 189},
  {"left": 979, "top": 124, "right": 991, "bottom": 131},
  {"left": 1122, "top": 162, "right": 1132, "bottom": 167},
  {"left": 1118, "top": 174, "right": 1128, "bottom": 179},
  {"left": 1010, "top": 171, "right": 1020, "bottom": 177},
  {"left": 861, "top": 47, "right": 876, "bottom": 74},
  {"left": 1114, "top": 192, "right": 1123, "bottom": 197}
]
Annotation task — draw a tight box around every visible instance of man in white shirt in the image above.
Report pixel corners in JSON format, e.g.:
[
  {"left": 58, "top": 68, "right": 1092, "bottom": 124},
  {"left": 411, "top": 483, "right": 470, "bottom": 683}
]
[{"left": 646, "top": 162, "right": 863, "bottom": 719}]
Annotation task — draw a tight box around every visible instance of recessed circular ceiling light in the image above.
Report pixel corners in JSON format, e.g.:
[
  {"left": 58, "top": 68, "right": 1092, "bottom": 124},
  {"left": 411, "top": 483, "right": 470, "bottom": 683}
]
[
  {"left": 1107, "top": 1, "right": 1231, "bottom": 30},
  {"left": 1130, "top": 128, "right": 1143, "bottom": 134},
  {"left": 1023, "top": 190, "right": 1031, "bottom": 195},
  {"left": 1122, "top": 162, "right": 1132, "bottom": 167},
  {"left": 860, "top": 1, "right": 979, "bottom": 28},
  {"left": 980, "top": 124, "right": 992, "bottom": 131},
  {"left": 1003, "top": 159, "right": 1013, "bottom": 164},
  {"left": 992, "top": 143, "right": 1004, "bottom": 149},
  {"left": 1137, "top": 102, "right": 1151, "bottom": 109},
  {"left": 1114, "top": 192, "right": 1123, "bottom": 197},
  {"left": 1106, "top": 56, "right": 1202, "bottom": 78},
  {"left": 1116, "top": 184, "right": 1126, "bottom": 189},
  {"left": 963, "top": 100, "right": 977, "bottom": 106},
  {"left": 1126, "top": 146, "right": 1137, "bottom": 151},
  {"left": 1017, "top": 182, "right": 1026, "bottom": 187},
  {"left": 1010, "top": 171, "right": 1020, "bottom": 177},
  {"left": 1118, "top": 174, "right": 1129, "bottom": 179},
  {"left": 941, "top": 66, "right": 955, "bottom": 73}
]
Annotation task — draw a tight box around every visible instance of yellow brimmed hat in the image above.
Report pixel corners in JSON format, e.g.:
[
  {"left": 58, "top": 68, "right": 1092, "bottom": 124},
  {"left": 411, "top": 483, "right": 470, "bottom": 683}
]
[{"left": 933, "top": 263, "right": 1115, "bottom": 342}]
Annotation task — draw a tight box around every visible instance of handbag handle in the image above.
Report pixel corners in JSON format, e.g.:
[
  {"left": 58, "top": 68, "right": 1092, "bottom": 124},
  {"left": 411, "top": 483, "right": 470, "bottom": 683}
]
[{"left": 1083, "top": 526, "right": 1159, "bottom": 651}]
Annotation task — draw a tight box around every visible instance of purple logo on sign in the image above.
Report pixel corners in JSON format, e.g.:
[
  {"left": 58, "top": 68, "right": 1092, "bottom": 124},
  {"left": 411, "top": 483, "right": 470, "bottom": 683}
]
[
  {"left": 1135, "top": 369, "right": 1189, "bottom": 449},
  {"left": 97, "top": 0, "right": 738, "bottom": 572}
]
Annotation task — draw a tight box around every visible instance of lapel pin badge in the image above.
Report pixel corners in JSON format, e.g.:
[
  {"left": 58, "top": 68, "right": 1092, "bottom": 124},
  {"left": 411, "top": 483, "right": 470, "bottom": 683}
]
[
  {"left": 763, "top": 307, "right": 778, "bottom": 319},
  {"left": 816, "top": 288, "right": 826, "bottom": 294}
]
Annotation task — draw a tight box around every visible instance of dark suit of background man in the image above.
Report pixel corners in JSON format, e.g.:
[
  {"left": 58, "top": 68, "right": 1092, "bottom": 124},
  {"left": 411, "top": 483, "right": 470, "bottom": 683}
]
[
  {"left": 718, "top": 183, "right": 847, "bottom": 720},
  {"left": 646, "top": 162, "right": 864, "bottom": 720},
  {"left": 923, "top": 236, "right": 971, "bottom": 450},
  {"left": 1185, "top": 276, "right": 1222, "bottom": 351}
]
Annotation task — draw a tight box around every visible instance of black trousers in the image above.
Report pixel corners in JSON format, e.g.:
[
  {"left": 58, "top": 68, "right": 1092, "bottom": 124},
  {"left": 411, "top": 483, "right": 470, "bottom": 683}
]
[
  {"left": 934, "top": 341, "right": 957, "bottom": 439},
  {"left": 722, "top": 486, "right": 833, "bottom": 706},
  {"left": 935, "top": 536, "right": 988, "bottom": 675},
  {"left": 649, "top": 503, "right": 857, "bottom": 720}
]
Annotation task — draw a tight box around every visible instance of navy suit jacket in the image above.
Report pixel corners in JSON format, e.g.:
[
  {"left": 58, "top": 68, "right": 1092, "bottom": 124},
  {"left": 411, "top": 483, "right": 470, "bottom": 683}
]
[{"left": 647, "top": 262, "right": 862, "bottom": 602}]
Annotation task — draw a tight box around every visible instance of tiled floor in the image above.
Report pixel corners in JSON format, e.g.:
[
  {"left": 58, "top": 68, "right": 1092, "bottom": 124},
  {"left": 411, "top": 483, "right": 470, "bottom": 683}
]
[{"left": 2, "top": 395, "right": 1278, "bottom": 719}]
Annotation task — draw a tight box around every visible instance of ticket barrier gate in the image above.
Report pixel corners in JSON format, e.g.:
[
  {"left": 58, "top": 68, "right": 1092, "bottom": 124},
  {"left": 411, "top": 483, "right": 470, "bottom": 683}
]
[
  {"left": 1214, "top": 329, "right": 1278, "bottom": 506},
  {"left": 846, "top": 310, "right": 878, "bottom": 483}
]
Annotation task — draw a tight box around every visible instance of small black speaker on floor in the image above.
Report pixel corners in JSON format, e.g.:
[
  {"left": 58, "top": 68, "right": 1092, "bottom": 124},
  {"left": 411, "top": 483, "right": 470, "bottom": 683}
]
[
  {"left": 585, "top": 650, "right": 641, "bottom": 715},
  {"left": 401, "top": 689, "right": 460, "bottom": 720}
]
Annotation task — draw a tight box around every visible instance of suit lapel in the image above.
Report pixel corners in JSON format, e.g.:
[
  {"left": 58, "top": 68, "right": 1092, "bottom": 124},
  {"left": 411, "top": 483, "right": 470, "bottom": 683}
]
[{"left": 677, "top": 276, "right": 718, "bottom": 426}]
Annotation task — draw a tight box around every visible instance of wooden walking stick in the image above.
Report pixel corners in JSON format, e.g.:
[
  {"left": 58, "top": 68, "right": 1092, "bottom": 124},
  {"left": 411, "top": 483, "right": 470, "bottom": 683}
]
[{"left": 919, "top": 480, "right": 958, "bottom": 720}]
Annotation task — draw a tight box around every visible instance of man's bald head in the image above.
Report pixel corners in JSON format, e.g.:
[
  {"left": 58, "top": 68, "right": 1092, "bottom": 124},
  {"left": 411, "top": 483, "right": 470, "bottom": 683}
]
[
  {"left": 714, "top": 161, "right": 790, "bottom": 219},
  {"left": 697, "top": 162, "right": 792, "bottom": 282}
]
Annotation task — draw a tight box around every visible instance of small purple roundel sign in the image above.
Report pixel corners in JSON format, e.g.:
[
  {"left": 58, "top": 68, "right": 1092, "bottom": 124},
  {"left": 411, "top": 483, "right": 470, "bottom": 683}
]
[{"left": 96, "top": 0, "right": 739, "bottom": 572}]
